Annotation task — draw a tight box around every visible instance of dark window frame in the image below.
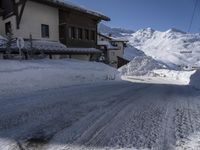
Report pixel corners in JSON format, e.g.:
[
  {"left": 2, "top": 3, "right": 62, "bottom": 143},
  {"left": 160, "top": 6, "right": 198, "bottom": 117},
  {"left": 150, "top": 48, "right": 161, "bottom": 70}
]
[
  {"left": 78, "top": 28, "right": 83, "bottom": 40},
  {"left": 5, "top": 22, "right": 11, "bottom": 35},
  {"left": 70, "top": 26, "right": 76, "bottom": 39},
  {"left": 85, "top": 29, "right": 89, "bottom": 40},
  {"left": 90, "top": 30, "right": 96, "bottom": 41},
  {"left": 41, "top": 24, "right": 49, "bottom": 38}
]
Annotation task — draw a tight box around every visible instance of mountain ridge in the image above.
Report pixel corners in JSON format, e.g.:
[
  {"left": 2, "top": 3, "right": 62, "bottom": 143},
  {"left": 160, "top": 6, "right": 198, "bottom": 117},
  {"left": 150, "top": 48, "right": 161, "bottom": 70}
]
[{"left": 99, "top": 24, "right": 200, "bottom": 68}]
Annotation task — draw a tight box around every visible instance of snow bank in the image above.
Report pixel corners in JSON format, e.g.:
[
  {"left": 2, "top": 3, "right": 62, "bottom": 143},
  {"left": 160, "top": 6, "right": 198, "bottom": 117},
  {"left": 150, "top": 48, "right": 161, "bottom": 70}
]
[
  {"left": 0, "top": 59, "right": 120, "bottom": 95},
  {"left": 190, "top": 70, "right": 200, "bottom": 89},
  {"left": 119, "top": 55, "right": 196, "bottom": 85},
  {"left": 119, "top": 56, "right": 168, "bottom": 76},
  {"left": 153, "top": 69, "right": 195, "bottom": 84}
]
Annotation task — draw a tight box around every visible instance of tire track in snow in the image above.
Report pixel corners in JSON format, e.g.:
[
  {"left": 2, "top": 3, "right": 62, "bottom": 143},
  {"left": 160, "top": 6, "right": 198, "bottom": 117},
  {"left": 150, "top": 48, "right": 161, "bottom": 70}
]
[
  {"left": 0, "top": 82, "right": 140, "bottom": 150},
  {"left": 51, "top": 85, "right": 152, "bottom": 150},
  {"left": 175, "top": 91, "right": 200, "bottom": 149},
  {"left": 1, "top": 82, "right": 200, "bottom": 150},
  {"left": 61, "top": 85, "right": 170, "bottom": 150}
]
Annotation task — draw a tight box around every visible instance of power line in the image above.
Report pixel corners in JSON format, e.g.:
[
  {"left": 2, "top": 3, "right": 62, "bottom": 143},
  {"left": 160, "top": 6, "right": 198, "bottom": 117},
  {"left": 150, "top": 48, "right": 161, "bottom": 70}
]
[{"left": 188, "top": 0, "right": 199, "bottom": 32}]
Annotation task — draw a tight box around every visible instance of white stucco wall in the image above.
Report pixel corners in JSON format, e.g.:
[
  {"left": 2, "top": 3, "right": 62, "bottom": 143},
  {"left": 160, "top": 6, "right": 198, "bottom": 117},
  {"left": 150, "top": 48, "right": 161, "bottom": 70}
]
[
  {"left": 98, "top": 34, "right": 125, "bottom": 66},
  {"left": 3, "top": 1, "right": 59, "bottom": 41},
  {"left": 0, "top": 17, "right": 4, "bottom": 35},
  {"left": 114, "top": 41, "right": 124, "bottom": 56},
  {"left": 108, "top": 50, "right": 120, "bottom": 63}
]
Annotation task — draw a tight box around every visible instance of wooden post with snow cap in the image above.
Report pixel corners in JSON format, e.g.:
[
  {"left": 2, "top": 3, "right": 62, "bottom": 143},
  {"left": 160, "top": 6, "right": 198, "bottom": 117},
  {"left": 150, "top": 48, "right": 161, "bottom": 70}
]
[
  {"left": 17, "top": 37, "right": 25, "bottom": 60},
  {"left": 30, "top": 34, "right": 33, "bottom": 59}
]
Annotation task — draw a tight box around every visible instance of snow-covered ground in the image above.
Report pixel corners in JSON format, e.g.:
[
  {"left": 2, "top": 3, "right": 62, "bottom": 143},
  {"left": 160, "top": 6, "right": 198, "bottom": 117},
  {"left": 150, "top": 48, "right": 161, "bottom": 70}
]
[
  {"left": 0, "top": 55, "right": 200, "bottom": 150},
  {"left": 0, "top": 80, "right": 200, "bottom": 150},
  {"left": 0, "top": 59, "right": 119, "bottom": 96},
  {"left": 119, "top": 51, "right": 200, "bottom": 93},
  {"left": 0, "top": 24, "right": 200, "bottom": 150},
  {"left": 118, "top": 55, "right": 197, "bottom": 86}
]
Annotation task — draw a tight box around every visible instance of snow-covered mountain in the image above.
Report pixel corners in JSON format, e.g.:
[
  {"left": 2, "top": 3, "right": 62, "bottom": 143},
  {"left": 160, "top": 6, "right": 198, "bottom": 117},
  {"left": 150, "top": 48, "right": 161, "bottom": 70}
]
[
  {"left": 99, "top": 24, "right": 200, "bottom": 69},
  {"left": 128, "top": 28, "right": 200, "bottom": 68},
  {"left": 98, "top": 23, "right": 134, "bottom": 37}
]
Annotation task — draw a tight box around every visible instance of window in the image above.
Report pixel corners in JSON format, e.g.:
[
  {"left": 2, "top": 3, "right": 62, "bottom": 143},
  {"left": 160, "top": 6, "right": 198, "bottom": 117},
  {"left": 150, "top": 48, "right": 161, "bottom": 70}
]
[
  {"left": 78, "top": 28, "right": 83, "bottom": 39},
  {"left": 85, "top": 29, "right": 89, "bottom": 40},
  {"left": 41, "top": 24, "right": 49, "bottom": 38},
  {"left": 70, "top": 27, "right": 76, "bottom": 39},
  {"left": 112, "top": 52, "right": 115, "bottom": 56},
  {"left": 90, "top": 30, "right": 95, "bottom": 41},
  {"left": 5, "top": 22, "right": 11, "bottom": 35}
]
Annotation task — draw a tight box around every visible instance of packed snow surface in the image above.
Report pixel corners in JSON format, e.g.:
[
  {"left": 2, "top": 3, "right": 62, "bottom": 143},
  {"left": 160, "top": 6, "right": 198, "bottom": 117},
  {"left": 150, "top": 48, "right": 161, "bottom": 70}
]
[
  {"left": 0, "top": 59, "right": 119, "bottom": 96},
  {"left": 0, "top": 81, "right": 200, "bottom": 150}
]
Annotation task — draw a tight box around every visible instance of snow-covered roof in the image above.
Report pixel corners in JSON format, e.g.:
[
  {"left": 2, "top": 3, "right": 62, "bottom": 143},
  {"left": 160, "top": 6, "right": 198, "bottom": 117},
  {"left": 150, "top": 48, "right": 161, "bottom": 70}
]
[
  {"left": 0, "top": 39, "right": 102, "bottom": 54},
  {"left": 97, "top": 41, "right": 119, "bottom": 50},
  {"left": 37, "top": 0, "right": 110, "bottom": 21},
  {"left": 98, "top": 33, "right": 128, "bottom": 42},
  {"left": 110, "top": 37, "right": 129, "bottom": 42}
]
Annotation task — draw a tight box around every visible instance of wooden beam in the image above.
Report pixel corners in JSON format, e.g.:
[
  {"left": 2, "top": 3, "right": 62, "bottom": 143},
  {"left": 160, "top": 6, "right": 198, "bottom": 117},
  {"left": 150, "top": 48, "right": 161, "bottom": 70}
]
[
  {"left": 16, "top": 0, "right": 27, "bottom": 29},
  {"left": 0, "top": 9, "right": 3, "bottom": 16}
]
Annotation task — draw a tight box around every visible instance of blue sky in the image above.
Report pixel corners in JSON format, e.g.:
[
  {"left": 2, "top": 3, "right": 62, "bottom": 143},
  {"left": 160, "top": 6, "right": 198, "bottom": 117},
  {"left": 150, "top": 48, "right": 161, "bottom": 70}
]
[{"left": 70, "top": 0, "right": 200, "bottom": 33}]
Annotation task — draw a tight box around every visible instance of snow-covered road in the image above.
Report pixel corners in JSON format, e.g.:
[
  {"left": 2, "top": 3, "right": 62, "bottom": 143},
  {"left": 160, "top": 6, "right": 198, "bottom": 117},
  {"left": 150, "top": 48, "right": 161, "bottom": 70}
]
[{"left": 1, "top": 81, "right": 200, "bottom": 150}]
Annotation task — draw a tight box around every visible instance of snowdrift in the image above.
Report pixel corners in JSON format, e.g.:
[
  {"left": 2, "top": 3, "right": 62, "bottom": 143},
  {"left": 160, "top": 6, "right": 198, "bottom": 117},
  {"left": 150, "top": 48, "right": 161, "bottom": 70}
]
[
  {"left": 119, "top": 56, "right": 196, "bottom": 85},
  {"left": 119, "top": 56, "right": 168, "bottom": 76},
  {"left": 153, "top": 69, "right": 195, "bottom": 84},
  {"left": 0, "top": 59, "right": 120, "bottom": 95}
]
